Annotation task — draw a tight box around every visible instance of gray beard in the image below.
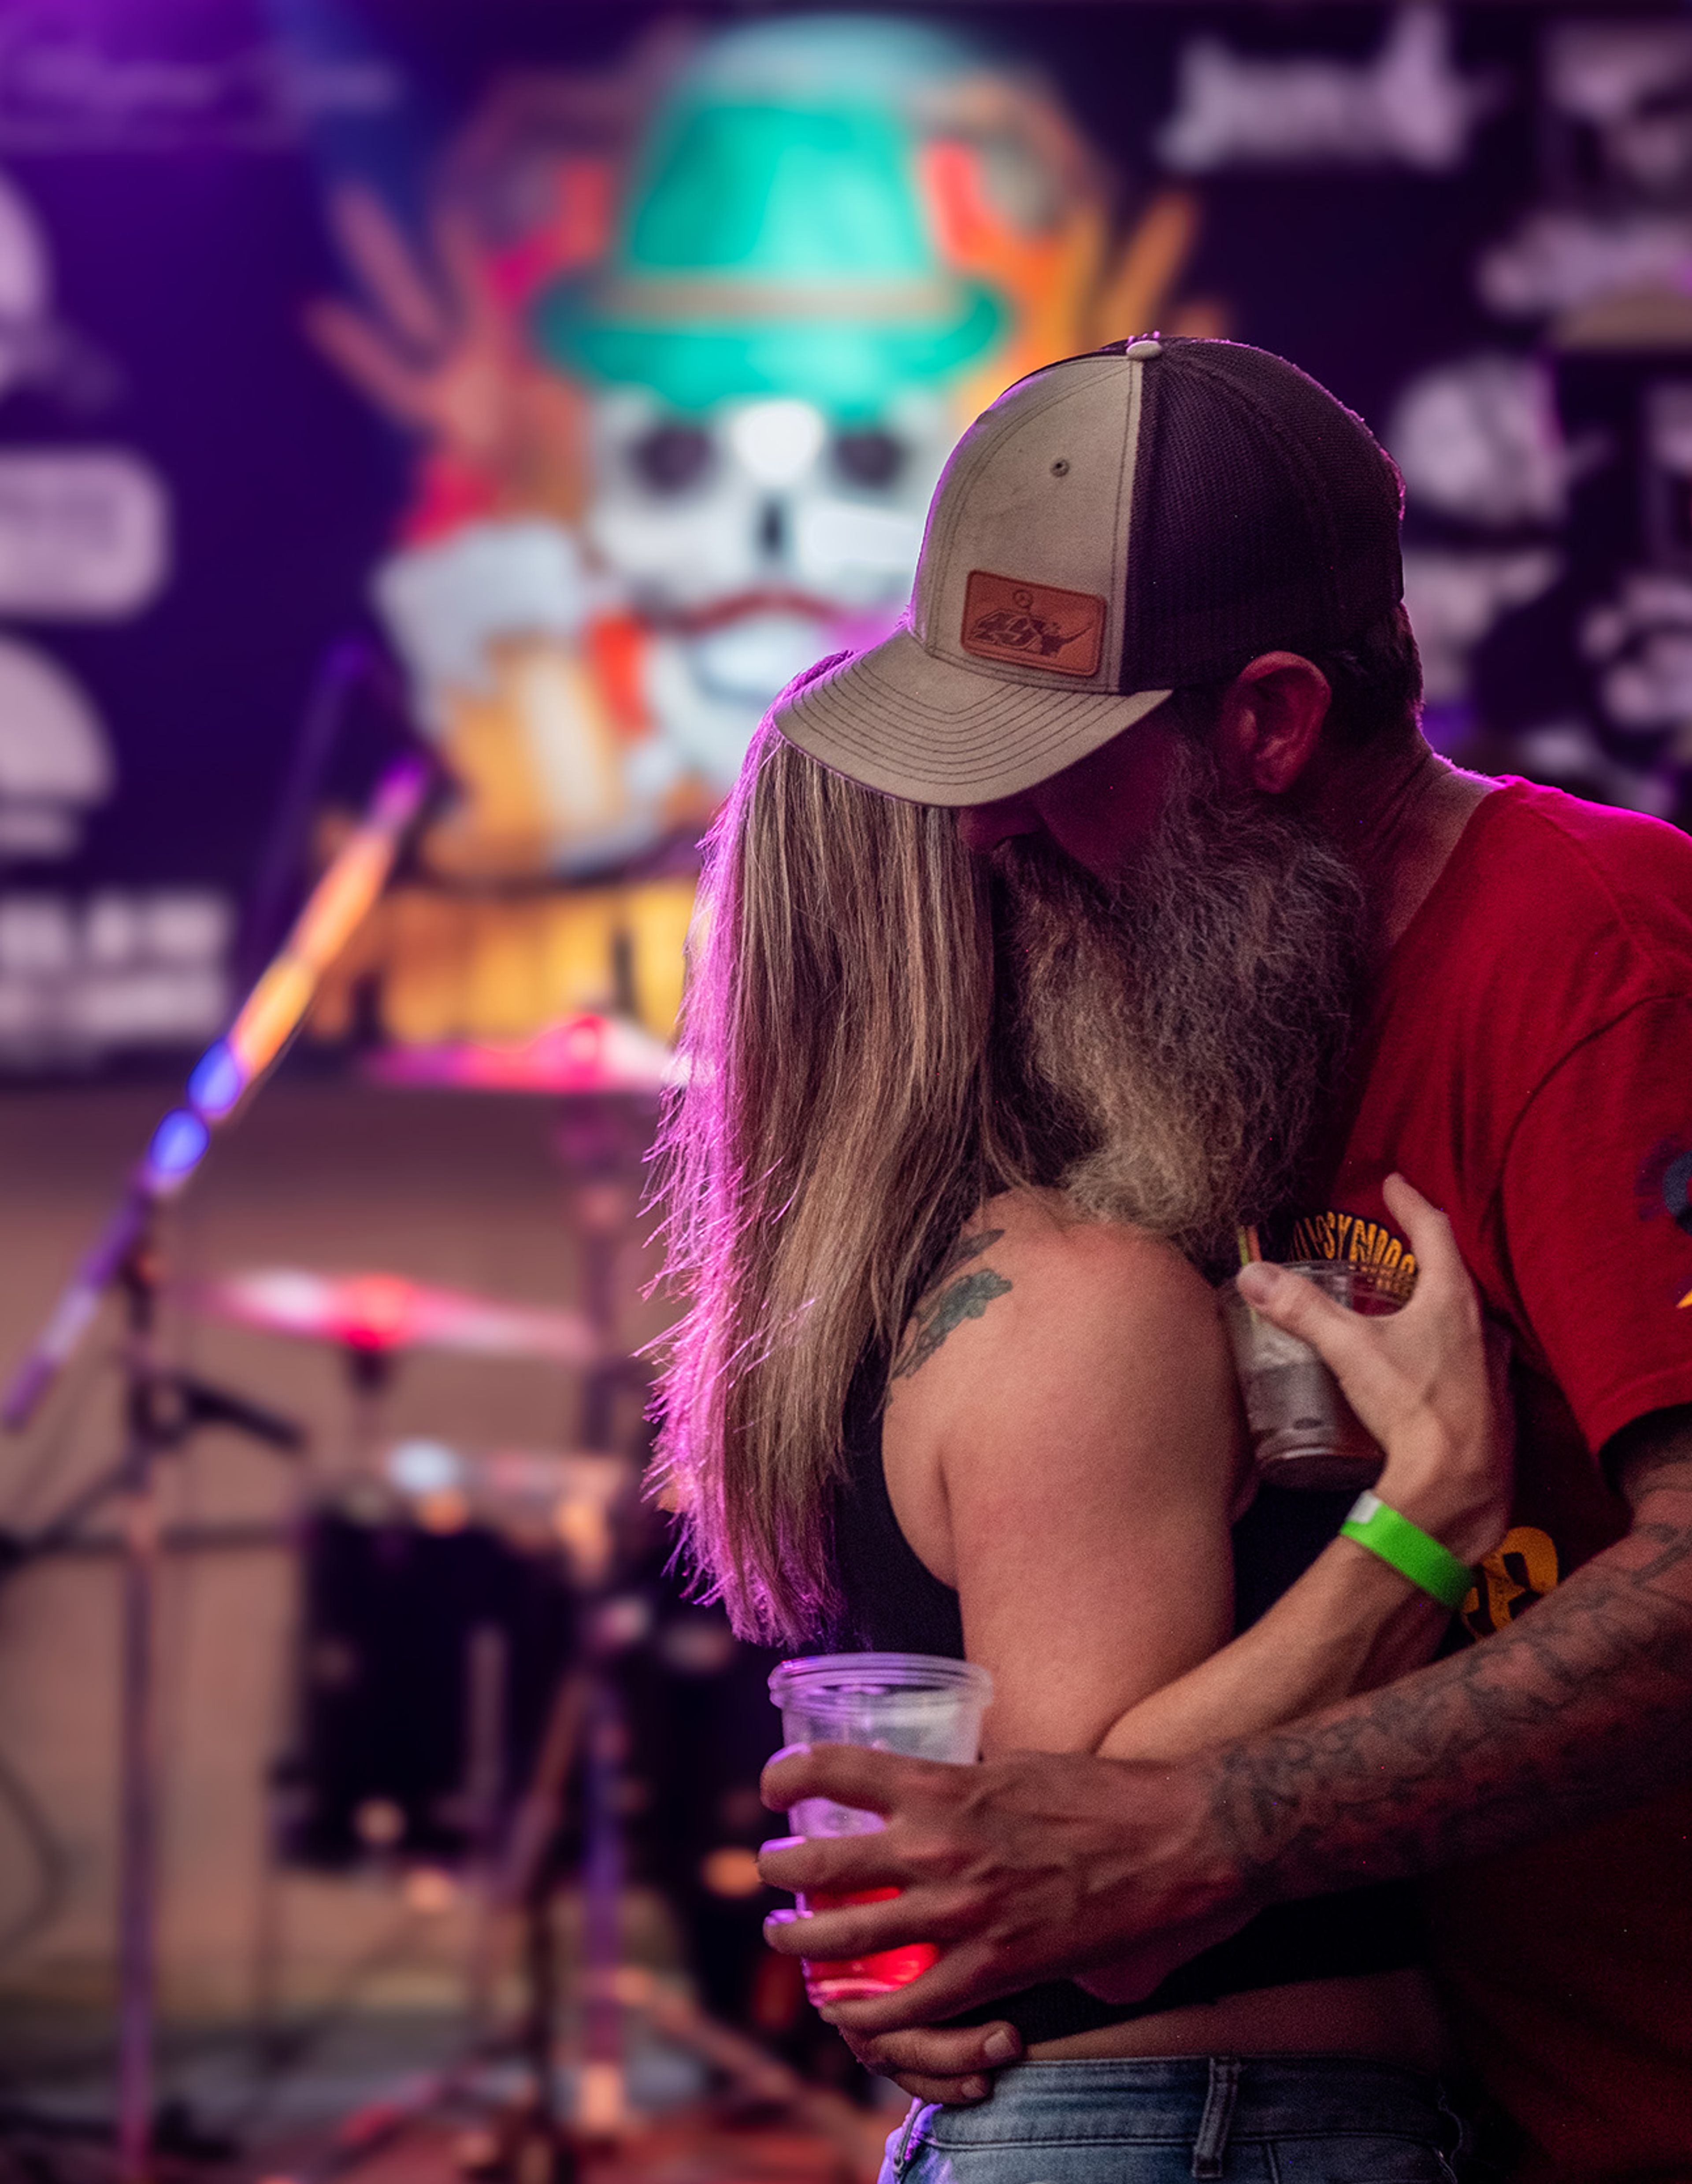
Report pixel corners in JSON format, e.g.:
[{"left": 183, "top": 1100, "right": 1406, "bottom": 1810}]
[{"left": 991, "top": 736, "right": 1374, "bottom": 1272}]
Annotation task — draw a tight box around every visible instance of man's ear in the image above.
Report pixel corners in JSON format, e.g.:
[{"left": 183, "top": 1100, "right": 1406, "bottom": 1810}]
[{"left": 1211, "top": 653, "right": 1331, "bottom": 796}]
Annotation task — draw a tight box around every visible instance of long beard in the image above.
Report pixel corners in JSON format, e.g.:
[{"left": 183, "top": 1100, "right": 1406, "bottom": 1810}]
[{"left": 992, "top": 738, "right": 1373, "bottom": 1271}]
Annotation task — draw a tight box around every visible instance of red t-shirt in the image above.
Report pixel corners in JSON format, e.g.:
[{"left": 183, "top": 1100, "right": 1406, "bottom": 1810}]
[{"left": 1272, "top": 780, "right": 1692, "bottom": 2180}]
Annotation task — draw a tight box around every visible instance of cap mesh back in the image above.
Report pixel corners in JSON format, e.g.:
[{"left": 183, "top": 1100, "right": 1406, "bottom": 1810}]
[{"left": 1120, "top": 338, "right": 1403, "bottom": 689}]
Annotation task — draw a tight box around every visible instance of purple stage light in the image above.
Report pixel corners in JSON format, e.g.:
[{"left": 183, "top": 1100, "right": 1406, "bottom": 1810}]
[
  {"left": 143, "top": 1108, "right": 209, "bottom": 1191},
  {"left": 187, "top": 1040, "right": 242, "bottom": 1120}
]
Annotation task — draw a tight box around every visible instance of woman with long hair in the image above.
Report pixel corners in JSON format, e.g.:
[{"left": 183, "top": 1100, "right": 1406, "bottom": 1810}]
[{"left": 653, "top": 720, "right": 1508, "bottom": 2183}]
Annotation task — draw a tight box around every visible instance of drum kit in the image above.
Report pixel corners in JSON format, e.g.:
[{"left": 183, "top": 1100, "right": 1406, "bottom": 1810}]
[{"left": 3, "top": 1016, "right": 828, "bottom": 2184}]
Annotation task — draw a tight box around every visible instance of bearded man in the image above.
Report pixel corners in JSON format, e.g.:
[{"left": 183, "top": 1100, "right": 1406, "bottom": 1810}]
[
  {"left": 991, "top": 716, "right": 1374, "bottom": 1275},
  {"left": 756, "top": 336, "right": 1692, "bottom": 2180}
]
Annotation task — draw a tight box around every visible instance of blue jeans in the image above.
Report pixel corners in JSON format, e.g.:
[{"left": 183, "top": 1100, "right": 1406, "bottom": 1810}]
[{"left": 880, "top": 2056, "right": 1469, "bottom": 2183}]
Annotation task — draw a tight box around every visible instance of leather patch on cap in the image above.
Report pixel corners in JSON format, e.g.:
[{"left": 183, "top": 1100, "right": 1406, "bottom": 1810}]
[{"left": 960, "top": 570, "right": 1105, "bottom": 677}]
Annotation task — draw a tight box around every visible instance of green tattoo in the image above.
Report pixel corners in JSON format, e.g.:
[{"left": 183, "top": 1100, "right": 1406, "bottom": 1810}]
[{"left": 891, "top": 1228, "right": 1012, "bottom": 1381}]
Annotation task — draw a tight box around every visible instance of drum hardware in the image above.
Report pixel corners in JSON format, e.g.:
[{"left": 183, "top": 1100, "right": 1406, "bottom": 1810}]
[
  {"left": 381, "top": 1441, "right": 631, "bottom": 1586},
  {"left": 0, "top": 803, "right": 786, "bottom": 2170},
  {"left": 284, "top": 1502, "right": 576, "bottom": 1873},
  {"left": 366, "top": 1015, "right": 668, "bottom": 1506},
  {"left": 274, "top": 1469, "right": 716, "bottom": 2184},
  {"left": 0, "top": 753, "right": 435, "bottom": 2184},
  {"left": 364, "top": 1011, "right": 686, "bottom": 1101},
  {"left": 268, "top": 1422, "right": 642, "bottom": 2177},
  {"left": 287, "top": 1656, "right": 598, "bottom": 2184},
  {"left": 274, "top": 1390, "right": 818, "bottom": 2182},
  {"left": 430, "top": 1459, "right": 648, "bottom": 2181},
  {"left": 1, "top": 1372, "right": 303, "bottom": 1570},
  {"left": 0, "top": 1232, "right": 308, "bottom": 2184},
  {"left": 335, "top": 927, "right": 675, "bottom": 2158},
  {"left": 185, "top": 1266, "right": 610, "bottom": 1481},
  {"left": 185, "top": 1270, "right": 601, "bottom": 1369}
]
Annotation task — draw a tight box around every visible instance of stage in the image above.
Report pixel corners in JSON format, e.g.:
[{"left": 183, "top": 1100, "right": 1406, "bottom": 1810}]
[{"left": 0, "top": 1076, "right": 891, "bottom": 2181}]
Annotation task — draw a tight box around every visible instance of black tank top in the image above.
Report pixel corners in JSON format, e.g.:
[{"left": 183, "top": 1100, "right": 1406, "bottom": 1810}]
[{"left": 816, "top": 1358, "right": 1423, "bottom": 2046}]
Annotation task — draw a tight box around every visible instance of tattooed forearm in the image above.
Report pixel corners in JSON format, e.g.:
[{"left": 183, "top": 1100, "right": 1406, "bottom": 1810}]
[
  {"left": 891, "top": 1228, "right": 1012, "bottom": 1381},
  {"left": 1208, "top": 1469, "right": 1692, "bottom": 1905}
]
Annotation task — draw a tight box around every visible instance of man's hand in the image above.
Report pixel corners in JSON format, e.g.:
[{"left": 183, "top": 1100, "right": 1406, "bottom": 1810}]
[
  {"left": 757, "top": 1740, "right": 1250, "bottom": 2089},
  {"left": 1236, "top": 1173, "right": 1513, "bottom": 1566},
  {"left": 758, "top": 1421, "right": 1692, "bottom": 2103}
]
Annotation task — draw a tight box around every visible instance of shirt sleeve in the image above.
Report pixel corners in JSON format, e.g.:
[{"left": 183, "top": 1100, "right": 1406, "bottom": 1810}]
[{"left": 1496, "top": 994, "right": 1692, "bottom": 1457}]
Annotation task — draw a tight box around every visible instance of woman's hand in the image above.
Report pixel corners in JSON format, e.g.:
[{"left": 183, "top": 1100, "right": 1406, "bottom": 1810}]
[{"left": 1234, "top": 1175, "right": 1512, "bottom": 1566}]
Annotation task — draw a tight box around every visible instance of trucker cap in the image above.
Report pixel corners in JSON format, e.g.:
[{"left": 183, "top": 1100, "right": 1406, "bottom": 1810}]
[{"left": 770, "top": 335, "right": 1404, "bottom": 805}]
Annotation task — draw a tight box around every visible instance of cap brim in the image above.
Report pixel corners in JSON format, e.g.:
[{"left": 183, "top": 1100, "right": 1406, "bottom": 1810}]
[{"left": 769, "top": 624, "right": 1173, "bottom": 806}]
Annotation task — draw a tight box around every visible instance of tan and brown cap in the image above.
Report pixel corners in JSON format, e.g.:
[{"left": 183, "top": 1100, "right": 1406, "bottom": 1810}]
[{"left": 771, "top": 335, "right": 1404, "bottom": 805}]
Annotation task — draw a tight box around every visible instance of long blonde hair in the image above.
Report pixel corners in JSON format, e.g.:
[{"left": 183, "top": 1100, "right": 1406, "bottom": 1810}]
[{"left": 651, "top": 724, "right": 1040, "bottom": 1644}]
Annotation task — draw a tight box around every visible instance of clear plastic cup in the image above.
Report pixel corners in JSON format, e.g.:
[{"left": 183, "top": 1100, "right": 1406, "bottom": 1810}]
[
  {"left": 1220, "top": 1259, "right": 1415, "bottom": 1491},
  {"left": 768, "top": 1650, "right": 993, "bottom": 2002}
]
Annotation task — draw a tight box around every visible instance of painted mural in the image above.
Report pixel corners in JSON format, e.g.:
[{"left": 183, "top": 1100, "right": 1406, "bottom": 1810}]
[{"left": 2, "top": 5, "right": 1690, "bottom": 1066}]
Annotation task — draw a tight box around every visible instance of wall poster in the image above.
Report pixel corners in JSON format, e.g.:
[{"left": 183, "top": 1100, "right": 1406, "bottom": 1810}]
[{"left": 2, "top": 2, "right": 1688, "bottom": 1070}]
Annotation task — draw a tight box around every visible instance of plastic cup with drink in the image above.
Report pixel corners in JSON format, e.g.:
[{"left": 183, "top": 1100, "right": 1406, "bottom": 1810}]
[
  {"left": 768, "top": 1650, "right": 993, "bottom": 2003},
  {"left": 1220, "top": 1251, "right": 1415, "bottom": 1490}
]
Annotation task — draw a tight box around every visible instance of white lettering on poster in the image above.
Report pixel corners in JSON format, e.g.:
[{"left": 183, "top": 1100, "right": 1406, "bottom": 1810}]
[
  {"left": 0, "top": 637, "right": 112, "bottom": 858},
  {"left": 1402, "top": 548, "right": 1561, "bottom": 704},
  {"left": 1479, "top": 210, "right": 1692, "bottom": 318},
  {"left": 1158, "top": 8, "right": 1497, "bottom": 174},
  {"left": 0, "top": 17, "right": 402, "bottom": 152},
  {"left": 1545, "top": 21, "right": 1692, "bottom": 143},
  {"left": 0, "top": 451, "right": 169, "bottom": 617},
  {"left": 0, "top": 888, "right": 231, "bottom": 1057}
]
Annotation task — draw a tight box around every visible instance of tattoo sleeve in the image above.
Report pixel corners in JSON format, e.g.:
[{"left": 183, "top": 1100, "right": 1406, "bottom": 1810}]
[
  {"left": 1211, "top": 1412, "right": 1692, "bottom": 1904},
  {"left": 891, "top": 1228, "right": 1012, "bottom": 1381}
]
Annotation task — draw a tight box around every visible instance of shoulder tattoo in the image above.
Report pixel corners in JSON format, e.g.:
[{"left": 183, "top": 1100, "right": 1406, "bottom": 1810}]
[{"left": 891, "top": 1228, "right": 1012, "bottom": 1382}]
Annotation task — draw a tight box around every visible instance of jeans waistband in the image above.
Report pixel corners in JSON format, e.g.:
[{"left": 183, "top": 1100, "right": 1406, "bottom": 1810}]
[{"left": 910, "top": 2054, "right": 1452, "bottom": 2149}]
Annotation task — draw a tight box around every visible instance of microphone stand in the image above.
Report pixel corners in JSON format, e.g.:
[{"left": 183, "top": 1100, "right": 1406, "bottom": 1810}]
[
  {"left": 2, "top": 752, "right": 435, "bottom": 2184},
  {"left": 110, "top": 1240, "right": 306, "bottom": 2184}
]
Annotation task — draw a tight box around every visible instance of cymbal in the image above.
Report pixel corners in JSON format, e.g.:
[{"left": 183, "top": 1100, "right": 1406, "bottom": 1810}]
[
  {"left": 386, "top": 1440, "right": 631, "bottom": 1505},
  {"left": 364, "top": 1011, "right": 687, "bottom": 1096},
  {"left": 379, "top": 1440, "right": 635, "bottom": 1583},
  {"left": 185, "top": 1269, "right": 600, "bottom": 1363}
]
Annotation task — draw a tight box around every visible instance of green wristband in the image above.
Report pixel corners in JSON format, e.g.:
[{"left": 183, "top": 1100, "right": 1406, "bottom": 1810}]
[{"left": 1340, "top": 1490, "right": 1474, "bottom": 1613}]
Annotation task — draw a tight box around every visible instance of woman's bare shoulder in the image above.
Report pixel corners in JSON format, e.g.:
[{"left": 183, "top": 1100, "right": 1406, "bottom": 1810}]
[
  {"left": 883, "top": 1190, "right": 1243, "bottom": 1603},
  {"left": 889, "top": 1188, "right": 1220, "bottom": 1399},
  {"left": 977, "top": 1188, "right": 1216, "bottom": 1310}
]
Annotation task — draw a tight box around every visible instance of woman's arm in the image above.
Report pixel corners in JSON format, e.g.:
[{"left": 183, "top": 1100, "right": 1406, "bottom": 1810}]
[
  {"left": 1098, "top": 1174, "right": 1510, "bottom": 1762},
  {"left": 883, "top": 1192, "right": 1245, "bottom": 1760},
  {"left": 885, "top": 1179, "right": 1509, "bottom": 1773}
]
